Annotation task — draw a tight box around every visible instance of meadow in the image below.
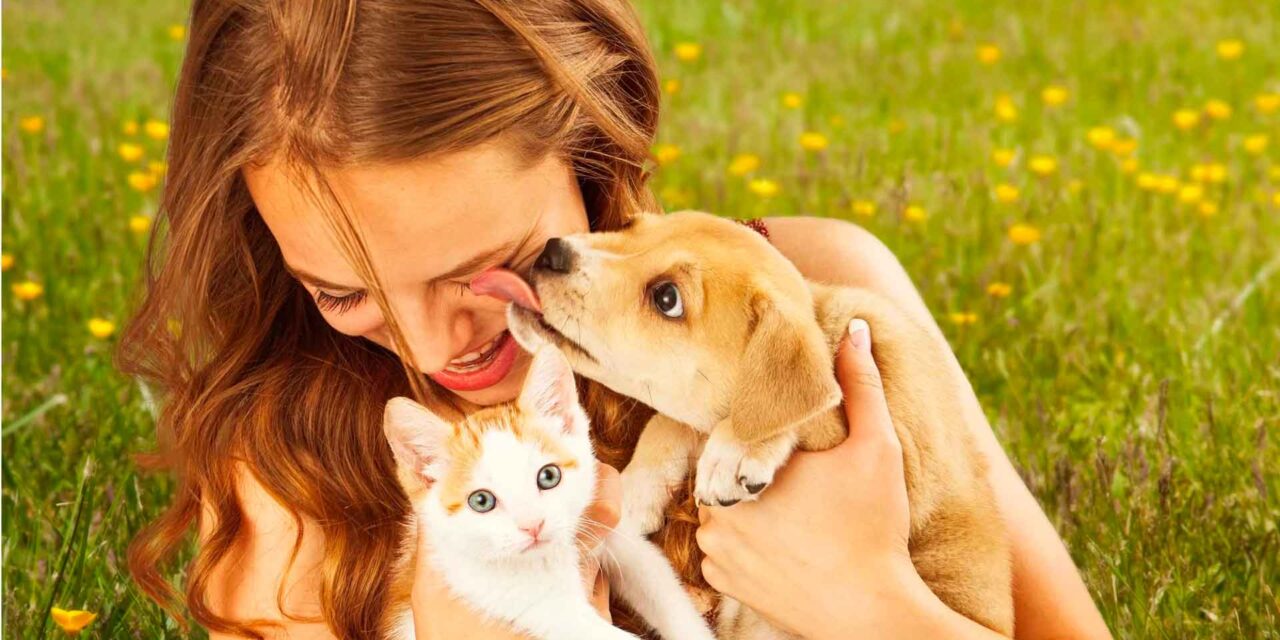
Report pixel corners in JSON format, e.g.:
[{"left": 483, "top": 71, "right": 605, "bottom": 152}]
[{"left": 3, "top": 0, "right": 1278, "bottom": 637}]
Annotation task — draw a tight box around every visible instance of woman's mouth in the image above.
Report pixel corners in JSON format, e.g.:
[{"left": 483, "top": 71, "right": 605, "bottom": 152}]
[{"left": 427, "top": 330, "right": 521, "bottom": 392}]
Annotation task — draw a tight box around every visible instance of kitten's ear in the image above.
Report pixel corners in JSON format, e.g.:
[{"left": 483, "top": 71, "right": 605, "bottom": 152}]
[
  {"left": 518, "top": 346, "right": 583, "bottom": 433},
  {"left": 383, "top": 397, "right": 451, "bottom": 483}
]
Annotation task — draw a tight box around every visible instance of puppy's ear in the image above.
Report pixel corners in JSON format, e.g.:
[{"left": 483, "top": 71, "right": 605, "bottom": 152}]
[
  {"left": 731, "top": 294, "right": 842, "bottom": 442},
  {"left": 518, "top": 346, "right": 586, "bottom": 435},
  {"left": 383, "top": 397, "right": 451, "bottom": 484}
]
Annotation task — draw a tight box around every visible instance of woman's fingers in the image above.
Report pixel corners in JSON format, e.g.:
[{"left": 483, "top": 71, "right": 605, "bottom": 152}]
[
  {"left": 577, "top": 463, "right": 621, "bottom": 552},
  {"left": 834, "top": 319, "right": 900, "bottom": 452}
]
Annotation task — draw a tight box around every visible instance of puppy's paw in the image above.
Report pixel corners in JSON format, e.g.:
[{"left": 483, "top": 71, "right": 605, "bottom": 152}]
[
  {"left": 695, "top": 431, "right": 751, "bottom": 507},
  {"left": 736, "top": 433, "right": 797, "bottom": 498},
  {"left": 619, "top": 468, "right": 671, "bottom": 536}
]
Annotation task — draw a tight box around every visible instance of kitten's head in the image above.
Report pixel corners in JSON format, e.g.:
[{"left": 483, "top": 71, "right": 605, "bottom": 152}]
[{"left": 383, "top": 346, "right": 596, "bottom": 560}]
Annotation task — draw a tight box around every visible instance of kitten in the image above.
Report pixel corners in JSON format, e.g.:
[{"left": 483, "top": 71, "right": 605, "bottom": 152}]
[{"left": 382, "top": 346, "right": 715, "bottom": 640}]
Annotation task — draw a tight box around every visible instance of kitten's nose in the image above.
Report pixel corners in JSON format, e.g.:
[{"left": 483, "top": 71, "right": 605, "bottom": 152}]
[
  {"left": 533, "top": 238, "right": 574, "bottom": 274},
  {"left": 519, "top": 519, "right": 545, "bottom": 540}
]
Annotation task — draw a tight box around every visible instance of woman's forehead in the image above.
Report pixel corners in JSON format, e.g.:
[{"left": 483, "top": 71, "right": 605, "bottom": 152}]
[{"left": 244, "top": 143, "right": 580, "bottom": 288}]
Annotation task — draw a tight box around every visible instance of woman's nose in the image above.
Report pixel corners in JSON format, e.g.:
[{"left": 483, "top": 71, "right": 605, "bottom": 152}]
[{"left": 389, "top": 291, "right": 493, "bottom": 372}]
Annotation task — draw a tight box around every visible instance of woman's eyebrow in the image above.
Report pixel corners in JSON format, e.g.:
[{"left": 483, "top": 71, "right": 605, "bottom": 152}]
[
  {"left": 430, "top": 239, "right": 523, "bottom": 282},
  {"left": 284, "top": 265, "right": 360, "bottom": 291}
]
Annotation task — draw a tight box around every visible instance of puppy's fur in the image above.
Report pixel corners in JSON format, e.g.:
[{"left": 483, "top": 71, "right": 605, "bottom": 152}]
[{"left": 507, "top": 211, "right": 1013, "bottom": 637}]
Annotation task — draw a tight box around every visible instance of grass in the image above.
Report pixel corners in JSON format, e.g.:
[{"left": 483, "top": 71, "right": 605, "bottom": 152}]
[{"left": 3, "top": 0, "right": 1278, "bottom": 637}]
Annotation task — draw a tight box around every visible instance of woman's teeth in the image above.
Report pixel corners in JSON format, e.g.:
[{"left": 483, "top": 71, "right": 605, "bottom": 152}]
[{"left": 445, "top": 332, "right": 505, "bottom": 372}]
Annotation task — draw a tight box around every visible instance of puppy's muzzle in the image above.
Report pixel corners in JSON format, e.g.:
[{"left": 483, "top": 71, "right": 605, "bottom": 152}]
[{"left": 534, "top": 238, "right": 575, "bottom": 274}]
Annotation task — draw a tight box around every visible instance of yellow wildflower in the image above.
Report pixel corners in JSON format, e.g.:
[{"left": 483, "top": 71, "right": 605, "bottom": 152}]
[
  {"left": 1197, "top": 202, "right": 1219, "bottom": 218},
  {"left": 1204, "top": 163, "right": 1228, "bottom": 183},
  {"left": 799, "top": 131, "right": 829, "bottom": 152},
  {"left": 1244, "top": 134, "right": 1269, "bottom": 155},
  {"left": 659, "top": 185, "right": 693, "bottom": 209},
  {"left": 129, "top": 215, "right": 153, "bottom": 234},
  {"left": 653, "top": 144, "right": 680, "bottom": 166},
  {"left": 948, "top": 312, "right": 979, "bottom": 326},
  {"left": 992, "top": 148, "right": 1016, "bottom": 167},
  {"left": 19, "top": 115, "right": 45, "bottom": 134},
  {"left": 1216, "top": 39, "right": 1244, "bottom": 60},
  {"left": 12, "top": 281, "right": 44, "bottom": 301},
  {"left": 168, "top": 24, "right": 186, "bottom": 40},
  {"left": 748, "top": 178, "right": 780, "bottom": 198},
  {"left": 144, "top": 119, "right": 170, "bottom": 140},
  {"left": 122, "top": 120, "right": 139, "bottom": 136},
  {"left": 1087, "top": 126, "right": 1116, "bottom": 150},
  {"left": 1, "top": 254, "right": 13, "bottom": 271},
  {"left": 51, "top": 607, "right": 97, "bottom": 634},
  {"left": 781, "top": 92, "right": 803, "bottom": 109},
  {"left": 1256, "top": 93, "right": 1280, "bottom": 114},
  {"left": 904, "top": 205, "right": 928, "bottom": 222},
  {"left": 851, "top": 200, "right": 876, "bottom": 218},
  {"left": 1274, "top": 192, "right": 1280, "bottom": 207},
  {"left": 1028, "top": 155, "right": 1058, "bottom": 177},
  {"left": 148, "top": 160, "right": 168, "bottom": 176},
  {"left": 117, "top": 143, "right": 144, "bottom": 163},
  {"left": 1120, "top": 158, "right": 1140, "bottom": 174},
  {"left": 986, "top": 282, "right": 1013, "bottom": 298},
  {"left": 673, "top": 42, "right": 702, "bottom": 63},
  {"left": 128, "top": 171, "right": 158, "bottom": 192},
  {"left": 87, "top": 318, "right": 117, "bottom": 339},
  {"left": 1111, "top": 137, "right": 1138, "bottom": 157},
  {"left": 1041, "top": 85, "right": 1069, "bottom": 107},
  {"left": 1156, "top": 175, "right": 1181, "bottom": 194},
  {"left": 976, "top": 44, "right": 1001, "bottom": 65},
  {"left": 1008, "top": 223, "right": 1041, "bottom": 245},
  {"left": 1137, "top": 173, "right": 1160, "bottom": 191},
  {"left": 994, "top": 183, "right": 1020, "bottom": 204},
  {"left": 727, "top": 153, "right": 761, "bottom": 176},
  {"left": 994, "top": 94, "right": 1018, "bottom": 123},
  {"left": 1270, "top": 166, "right": 1280, "bottom": 180},
  {"left": 663, "top": 78, "right": 680, "bottom": 95},
  {"left": 1173, "top": 109, "right": 1201, "bottom": 131},
  {"left": 1177, "top": 184, "right": 1204, "bottom": 204},
  {"left": 1067, "top": 179, "right": 1085, "bottom": 194},
  {"left": 947, "top": 18, "right": 966, "bottom": 41},
  {"left": 1204, "top": 99, "right": 1232, "bottom": 121}
]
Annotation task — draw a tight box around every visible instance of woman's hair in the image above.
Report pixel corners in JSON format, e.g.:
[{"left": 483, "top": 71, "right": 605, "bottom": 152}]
[{"left": 118, "top": 1, "right": 706, "bottom": 637}]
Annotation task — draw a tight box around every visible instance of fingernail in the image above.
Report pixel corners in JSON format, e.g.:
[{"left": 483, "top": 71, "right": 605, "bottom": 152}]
[{"left": 848, "top": 318, "right": 870, "bottom": 351}]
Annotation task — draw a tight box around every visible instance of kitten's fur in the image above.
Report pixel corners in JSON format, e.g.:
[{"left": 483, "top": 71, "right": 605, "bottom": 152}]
[{"left": 381, "top": 346, "right": 715, "bottom": 640}]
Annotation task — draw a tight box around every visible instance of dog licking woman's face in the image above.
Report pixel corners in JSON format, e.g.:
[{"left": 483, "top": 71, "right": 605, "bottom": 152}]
[{"left": 505, "top": 211, "right": 833, "bottom": 433}]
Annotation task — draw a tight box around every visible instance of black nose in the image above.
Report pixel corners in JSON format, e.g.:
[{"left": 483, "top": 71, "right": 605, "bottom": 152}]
[{"left": 534, "top": 238, "right": 574, "bottom": 274}]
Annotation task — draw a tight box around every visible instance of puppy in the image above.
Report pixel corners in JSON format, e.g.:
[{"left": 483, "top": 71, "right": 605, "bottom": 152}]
[{"left": 501, "top": 210, "right": 1014, "bottom": 637}]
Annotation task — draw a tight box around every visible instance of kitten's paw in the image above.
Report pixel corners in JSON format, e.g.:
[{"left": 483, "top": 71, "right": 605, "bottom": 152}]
[{"left": 620, "top": 470, "right": 670, "bottom": 536}]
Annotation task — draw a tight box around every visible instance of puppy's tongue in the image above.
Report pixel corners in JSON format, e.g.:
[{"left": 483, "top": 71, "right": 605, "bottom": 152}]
[{"left": 470, "top": 268, "right": 542, "bottom": 313}]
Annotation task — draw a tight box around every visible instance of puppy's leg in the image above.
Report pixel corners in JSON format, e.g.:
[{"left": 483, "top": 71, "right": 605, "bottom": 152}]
[
  {"left": 620, "top": 414, "right": 700, "bottom": 536},
  {"left": 909, "top": 493, "right": 1014, "bottom": 636},
  {"left": 696, "top": 418, "right": 797, "bottom": 506}
]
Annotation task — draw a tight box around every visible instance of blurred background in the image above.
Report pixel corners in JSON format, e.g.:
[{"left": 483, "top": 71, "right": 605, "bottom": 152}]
[{"left": 3, "top": 0, "right": 1278, "bottom": 637}]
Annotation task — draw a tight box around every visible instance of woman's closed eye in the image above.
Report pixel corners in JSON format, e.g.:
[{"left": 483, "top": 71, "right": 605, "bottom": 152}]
[{"left": 315, "top": 289, "right": 367, "bottom": 314}]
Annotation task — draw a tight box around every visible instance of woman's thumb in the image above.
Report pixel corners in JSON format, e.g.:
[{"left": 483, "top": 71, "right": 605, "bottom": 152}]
[{"left": 834, "top": 318, "right": 897, "bottom": 445}]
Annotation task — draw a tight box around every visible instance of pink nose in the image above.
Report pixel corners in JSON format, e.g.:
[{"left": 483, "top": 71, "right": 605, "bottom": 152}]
[{"left": 519, "top": 520, "right": 545, "bottom": 540}]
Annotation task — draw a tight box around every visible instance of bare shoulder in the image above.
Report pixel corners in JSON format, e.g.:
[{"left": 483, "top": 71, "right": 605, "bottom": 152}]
[
  {"left": 201, "top": 463, "right": 336, "bottom": 638},
  {"left": 762, "top": 216, "right": 934, "bottom": 327}
]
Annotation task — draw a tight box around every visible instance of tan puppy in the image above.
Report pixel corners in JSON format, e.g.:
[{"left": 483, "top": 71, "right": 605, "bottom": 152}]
[{"left": 504, "top": 210, "right": 1013, "bottom": 637}]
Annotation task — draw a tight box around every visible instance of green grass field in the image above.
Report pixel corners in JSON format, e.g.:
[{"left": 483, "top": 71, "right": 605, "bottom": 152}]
[{"left": 3, "top": 0, "right": 1278, "bottom": 637}]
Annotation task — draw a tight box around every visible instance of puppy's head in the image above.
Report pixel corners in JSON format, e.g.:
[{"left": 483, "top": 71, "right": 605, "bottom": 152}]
[{"left": 507, "top": 211, "right": 840, "bottom": 435}]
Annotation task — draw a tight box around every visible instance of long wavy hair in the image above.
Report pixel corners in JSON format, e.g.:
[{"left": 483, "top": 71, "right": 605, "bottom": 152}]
[{"left": 118, "top": 1, "right": 706, "bottom": 637}]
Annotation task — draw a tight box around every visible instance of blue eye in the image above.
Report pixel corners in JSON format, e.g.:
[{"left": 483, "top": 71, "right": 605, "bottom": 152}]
[
  {"left": 468, "top": 489, "right": 497, "bottom": 513},
  {"left": 537, "top": 464, "right": 562, "bottom": 490}
]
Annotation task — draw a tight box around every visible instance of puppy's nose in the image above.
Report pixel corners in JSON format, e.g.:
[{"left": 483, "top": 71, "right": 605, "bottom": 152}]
[{"left": 534, "top": 238, "right": 574, "bottom": 274}]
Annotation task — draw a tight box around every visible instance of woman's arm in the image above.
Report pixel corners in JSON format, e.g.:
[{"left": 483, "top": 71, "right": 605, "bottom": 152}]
[{"left": 761, "top": 216, "right": 1111, "bottom": 638}]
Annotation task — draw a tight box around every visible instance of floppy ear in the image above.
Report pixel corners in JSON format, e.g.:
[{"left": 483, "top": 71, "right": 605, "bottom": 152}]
[
  {"left": 518, "top": 346, "right": 585, "bottom": 435},
  {"left": 730, "top": 294, "right": 842, "bottom": 442},
  {"left": 383, "top": 397, "right": 451, "bottom": 484}
]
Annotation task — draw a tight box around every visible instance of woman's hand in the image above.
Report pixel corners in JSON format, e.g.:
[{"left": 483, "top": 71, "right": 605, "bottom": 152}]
[
  {"left": 411, "top": 464, "right": 621, "bottom": 639},
  {"left": 695, "top": 320, "right": 1004, "bottom": 639}
]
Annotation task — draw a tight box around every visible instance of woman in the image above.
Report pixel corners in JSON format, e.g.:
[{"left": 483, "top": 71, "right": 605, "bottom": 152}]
[{"left": 121, "top": 1, "right": 1111, "bottom": 638}]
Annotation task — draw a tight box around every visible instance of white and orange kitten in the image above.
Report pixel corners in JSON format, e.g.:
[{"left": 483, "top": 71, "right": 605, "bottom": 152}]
[{"left": 382, "top": 346, "right": 715, "bottom": 640}]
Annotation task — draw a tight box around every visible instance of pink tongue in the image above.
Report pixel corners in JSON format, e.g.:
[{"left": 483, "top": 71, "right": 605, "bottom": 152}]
[{"left": 470, "top": 268, "right": 542, "bottom": 313}]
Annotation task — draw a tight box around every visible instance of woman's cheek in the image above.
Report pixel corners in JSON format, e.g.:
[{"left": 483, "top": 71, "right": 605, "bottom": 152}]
[{"left": 320, "top": 305, "right": 384, "bottom": 339}]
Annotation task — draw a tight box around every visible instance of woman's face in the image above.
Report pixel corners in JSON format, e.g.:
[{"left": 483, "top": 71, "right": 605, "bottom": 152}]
[{"left": 245, "top": 140, "right": 589, "bottom": 407}]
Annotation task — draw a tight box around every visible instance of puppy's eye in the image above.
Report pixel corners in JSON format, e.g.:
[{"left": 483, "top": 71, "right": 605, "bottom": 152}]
[
  {"left": 650, "top": 281, "right": 684, "bottom": 318},
  {"left": 537, "top": 464, "right": 562, "bottom": 490},
  {"left": 468, "top": 489, "right": 497, "bottom": 513}
]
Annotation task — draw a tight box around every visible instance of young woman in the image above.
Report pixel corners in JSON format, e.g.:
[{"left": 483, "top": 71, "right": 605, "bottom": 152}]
[{"left": 121, "top": 1, "right": 1111, "bottom": 638}]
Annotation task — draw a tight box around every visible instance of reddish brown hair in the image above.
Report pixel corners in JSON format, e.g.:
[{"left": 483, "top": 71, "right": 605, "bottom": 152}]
[{"left": 117, "top": 0, "right": 713, "bottom": 637}]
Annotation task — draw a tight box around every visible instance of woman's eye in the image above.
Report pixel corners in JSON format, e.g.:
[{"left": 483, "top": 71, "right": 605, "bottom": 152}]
[
  {"left": 537, "top": 464, "right": 562, "bottom": 490},
  {"left": 468, "top": 489, "right": 497, "bottom": 513},
  {"left": 314, "top": 290, "right": 367, "bottom": 314},
  {"left": 650, "top": 281, "right": 684, "bottom": 318}
]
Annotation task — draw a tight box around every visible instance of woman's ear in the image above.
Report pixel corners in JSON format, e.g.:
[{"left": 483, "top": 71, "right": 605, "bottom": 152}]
[
  {"left": 383, "top": 397, "right": 451, "bottom": 483},
  {"left": 730, "top": 293, "right": 842, "bottom": 442}
]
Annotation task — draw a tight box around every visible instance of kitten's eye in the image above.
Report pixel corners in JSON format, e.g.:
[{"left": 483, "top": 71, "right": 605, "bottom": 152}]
[
  {"left": 650, "top": 281, "right": 683, "bottom": 318},
  {"left": 467, "top": 489, "right": 497, "bottom": 513},
  {"left": 537, "top": 464, "right": 562, "bottom": 490}
]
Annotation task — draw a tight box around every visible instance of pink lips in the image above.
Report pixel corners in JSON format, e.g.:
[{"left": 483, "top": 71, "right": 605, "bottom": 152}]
[{"left": 470, "top": 268, "right": 542, "bottom": 313}]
